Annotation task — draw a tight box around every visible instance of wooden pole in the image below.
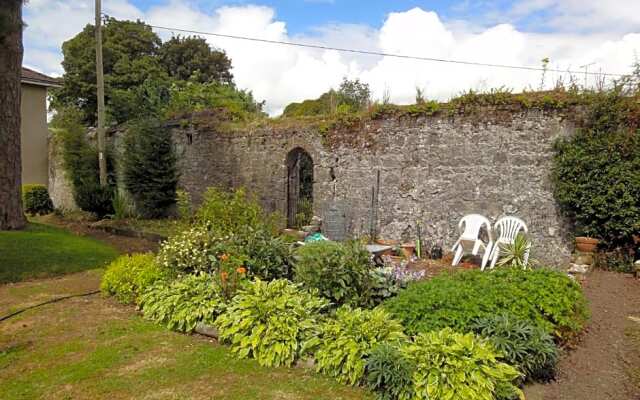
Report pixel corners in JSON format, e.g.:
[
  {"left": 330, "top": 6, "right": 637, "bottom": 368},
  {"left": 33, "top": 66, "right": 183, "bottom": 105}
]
[{"left": 95, "top": 0, "right": 107, "bottom": 186}]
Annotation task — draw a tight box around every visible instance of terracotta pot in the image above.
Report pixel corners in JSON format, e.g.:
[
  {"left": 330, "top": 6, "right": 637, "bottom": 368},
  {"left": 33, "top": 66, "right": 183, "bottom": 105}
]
[
  {"left": 401, "top": 243, "right": 416, "bottom": 259},
  {"left": 575, "top": 236, "right": 600, "bottom": 253},
  {"left": 376, "top": 238, "right": 400, "bottom": 246}
]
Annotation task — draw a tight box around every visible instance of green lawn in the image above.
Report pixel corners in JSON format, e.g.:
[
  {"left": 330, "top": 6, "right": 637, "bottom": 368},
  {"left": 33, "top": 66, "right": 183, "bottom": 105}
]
[
  {"left": 0, "top": 223, "right": 118, "bottom": 283},
  {"left": 0, "top": 271, "right": 371, "bottom": 400}
]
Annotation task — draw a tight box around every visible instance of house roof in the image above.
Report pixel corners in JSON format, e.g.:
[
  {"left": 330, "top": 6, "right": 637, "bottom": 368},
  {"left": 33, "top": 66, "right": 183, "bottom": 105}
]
[{"left": 21, "top": 67, "right": 62, "bottom": 88}]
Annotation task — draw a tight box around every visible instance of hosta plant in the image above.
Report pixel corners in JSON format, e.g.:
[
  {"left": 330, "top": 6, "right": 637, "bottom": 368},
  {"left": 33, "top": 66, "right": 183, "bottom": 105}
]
[
  {"left": 403, "top": 328, "right": 523, "bottom": 400},
  {"left": 471, "top": 314, "right": 558, "bottom": 382},
  {"left": 365, "top": 342, "right": 415, "bottom": 400},
  {"left": 312, "top": 306, "right": 406, "bottom": 385},
  {"left": 139, "top": 273, "right": 226, "bottom": 332},
  {"left": 215, "top": 279, "right": 328, "bottom": 367},
  {"left": 101, "top": 253, "right": 172, "bottom": 304}
]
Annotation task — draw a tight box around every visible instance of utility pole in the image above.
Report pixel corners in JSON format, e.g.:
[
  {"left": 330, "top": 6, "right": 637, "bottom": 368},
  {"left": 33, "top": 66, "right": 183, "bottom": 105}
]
[{"left": 95, "top": 0, "right": 107, "bottom": 186}]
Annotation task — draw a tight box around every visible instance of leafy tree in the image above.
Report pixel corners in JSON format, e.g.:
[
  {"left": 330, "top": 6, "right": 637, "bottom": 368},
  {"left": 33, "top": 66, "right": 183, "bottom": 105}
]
[
  {"left": 158, "top": 35, "right": 233, "bottom": 84},
  {"left": 337, "top": 77, "right": 371, "bottom": 112},
  {"left": 52, "top": 17, "right": 164, "bottom": 124},
  {"left": 281, "top": 78, "right": 371, "bottom": 117},
  {"left": 122, "top": 117, "right": 178, "bottom": 218}
]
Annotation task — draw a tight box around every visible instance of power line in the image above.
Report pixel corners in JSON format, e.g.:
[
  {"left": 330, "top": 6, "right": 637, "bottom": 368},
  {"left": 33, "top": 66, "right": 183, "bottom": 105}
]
[{"left": 147, "top": 23, "right": 625, "bottom": 78}]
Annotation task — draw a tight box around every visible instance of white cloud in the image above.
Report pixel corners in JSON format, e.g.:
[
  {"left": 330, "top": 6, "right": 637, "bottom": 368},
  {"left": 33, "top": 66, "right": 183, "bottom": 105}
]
[{"left": 23, "top": 1, "right": 640, "bottom": 115}]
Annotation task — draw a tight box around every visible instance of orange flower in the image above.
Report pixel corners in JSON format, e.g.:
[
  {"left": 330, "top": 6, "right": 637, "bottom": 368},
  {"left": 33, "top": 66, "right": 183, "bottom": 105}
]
[
  {"left": 219, "top": 253, "right": 229, "bottom": 262},
  {"left": 220, "top": 271, "right": 229, "bottom": 281},
  {"left": 236, "top": 266, "right": 247, "bottom": 274}
]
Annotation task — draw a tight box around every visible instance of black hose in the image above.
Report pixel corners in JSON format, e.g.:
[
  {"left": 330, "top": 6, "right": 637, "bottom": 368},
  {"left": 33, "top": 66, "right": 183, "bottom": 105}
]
[{"left": 0, "top": 290, "right": 100, "bottom": 323}]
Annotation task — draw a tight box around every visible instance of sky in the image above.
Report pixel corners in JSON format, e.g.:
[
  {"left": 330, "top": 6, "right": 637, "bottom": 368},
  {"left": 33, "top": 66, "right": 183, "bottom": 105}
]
[{"left": 23, "top": 0, "right": 640, "bottom": 115}]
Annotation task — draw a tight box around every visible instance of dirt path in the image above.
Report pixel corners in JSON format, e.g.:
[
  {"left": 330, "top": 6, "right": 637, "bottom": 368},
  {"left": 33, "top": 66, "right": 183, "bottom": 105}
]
[{"left": 525, "top": 269, "right": 640, "bottom": 400}]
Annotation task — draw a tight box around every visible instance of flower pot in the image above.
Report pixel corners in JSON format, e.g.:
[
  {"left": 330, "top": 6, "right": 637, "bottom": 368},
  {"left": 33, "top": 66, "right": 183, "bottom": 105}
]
[
  {"left": 575, "top": 237, "right": 600, "bottom": 253},
  {"left": 401, "top": 243, "right": 416, "bottom": 259}
]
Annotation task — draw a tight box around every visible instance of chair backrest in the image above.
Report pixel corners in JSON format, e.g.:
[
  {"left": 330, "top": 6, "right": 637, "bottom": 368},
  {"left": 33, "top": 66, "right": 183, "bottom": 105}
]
[
  {"left": 494, "top": 216, "right": 527, "bottom": 243},
  {"left": 458, "top": 214, "right": 492, "bottom": 241}
]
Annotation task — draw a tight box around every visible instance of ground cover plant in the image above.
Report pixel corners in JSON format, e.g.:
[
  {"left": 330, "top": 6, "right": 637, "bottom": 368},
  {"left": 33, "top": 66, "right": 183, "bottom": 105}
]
[
  {"left": 312, "top": 306, "right": 406, "bottom": 385},
  {"left": 0, "top": 223, "right": 118, "bottom": 283},
  {"left": 215, "top": 279, "right": 329, "bottom": 367},
  {"left": 100, "top": 253, "right": 173, "bottom": 304},
  {"left": 383, "top": 267, "right": 588, "bottom": 342},
  {"left": 403, "top": 328, "right": 523, "bottom": 400},
  {"left": 139, "top": 273, "right": 227, "bottom": 333}
]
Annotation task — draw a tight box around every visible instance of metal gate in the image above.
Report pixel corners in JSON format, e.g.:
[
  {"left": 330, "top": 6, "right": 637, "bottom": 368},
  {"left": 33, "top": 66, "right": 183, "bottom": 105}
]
[{"left": 286, "top": 148, "right": 313, "bottom": 228}]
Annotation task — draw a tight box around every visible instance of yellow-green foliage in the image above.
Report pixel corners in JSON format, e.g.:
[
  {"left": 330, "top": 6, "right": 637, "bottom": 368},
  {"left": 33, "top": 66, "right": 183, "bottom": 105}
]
[
  {"left": 403, "top": 328, "right": 523, "bottom": 400},
  {"left": 313, "top": 306, "right": 406, "bottom": 385},
  {"left": 101, "top": 253, "right": 172, "bottom": 304}
]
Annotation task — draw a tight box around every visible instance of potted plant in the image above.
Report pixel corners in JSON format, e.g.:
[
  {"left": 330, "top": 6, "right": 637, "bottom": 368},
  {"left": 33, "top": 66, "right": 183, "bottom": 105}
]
[
  {"left": 575, "top": 226, "right": 600, "bottom": 253},
  {"left": 401, "top": 243, "right": 416, "bottom": 259}
]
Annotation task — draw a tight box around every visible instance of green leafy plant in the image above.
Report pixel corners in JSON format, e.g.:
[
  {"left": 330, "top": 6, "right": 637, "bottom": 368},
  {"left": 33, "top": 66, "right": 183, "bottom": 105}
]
[
  {"left": 552, "top": 128, "right": 640, "bottom": 247},
  {"left": 111, "top": 191, "right": 134, "bottom": 220},
  {"left": 122, "top": 117, "right": 178, "bottom": 218},
  {"left": 293, "top": 241, "right": 375, "bottom": 307},
  {"left": 176, "top": 189, "right": 193, "bottom": 221},
  {"left": 383, "top": 268, "right": 588, "bottom": 342},
  {"left": 195, "top": 187, "right": 279, "bottom": 235},
  {"left": 312, "top": 306, "right": 406, "bottom": 385},
  {"left": 471, "top": 314, "right": 558, "bottom": 382},
  {"left": 215, "top": 279, "right": 328, "bottom": 367},
  {"left": 365, "top": 342, "right": 415, "bottom": 400},
  {"left": 496, "top": 233, "right": 533, "bottom": 269},
  {"left": 231, "top": 227, "right": 291, "bottom": 280},
  {"left": 101, "top": 253, "right": 173, "bottom": 304},
  {"left": 22, "top": 184, "right": 54, "bottom": 215},
  {"left": 594, "top": 248, "right": 636, "bottom": 273},
  {"left": 139, "top": 273, "right": 225, "bottom": 332},
  {"left": 156, "top": 226, "right": 220, "bottom": 273},
  {"left": 403, "top": 328, "right": 523, "bottom": 400}
]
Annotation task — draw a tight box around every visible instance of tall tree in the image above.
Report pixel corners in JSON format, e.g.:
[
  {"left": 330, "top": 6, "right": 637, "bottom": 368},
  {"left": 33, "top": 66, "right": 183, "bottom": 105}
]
[
  {"left": 158, "top": 35, "right": 233, "bottom": 84},
  {"left": 52, "top": 17, "right": 164, "bottom": 125},
  {"left": 0, "top": 0, "right": 27, "bottom": 230}
]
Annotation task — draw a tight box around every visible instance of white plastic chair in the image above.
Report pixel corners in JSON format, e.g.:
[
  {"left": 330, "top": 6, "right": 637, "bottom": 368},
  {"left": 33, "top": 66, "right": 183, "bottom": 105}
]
[
  {"left": 488, "top": 216, "right": 530, "bottom": 269},
  {"left": 451, "top": 214, "right": 494, "bottom": 270}
]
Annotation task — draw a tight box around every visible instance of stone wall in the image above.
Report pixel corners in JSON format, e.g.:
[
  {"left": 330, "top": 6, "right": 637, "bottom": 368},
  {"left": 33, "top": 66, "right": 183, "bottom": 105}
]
[{"left": 172, "top": 108, "right": 577, "bottom": 264}]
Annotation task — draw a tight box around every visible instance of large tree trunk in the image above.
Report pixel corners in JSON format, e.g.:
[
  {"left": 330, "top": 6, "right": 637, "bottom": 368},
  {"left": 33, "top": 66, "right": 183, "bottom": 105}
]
[{"left": 0, "top": 0, "right": 26, "bottom": 230}]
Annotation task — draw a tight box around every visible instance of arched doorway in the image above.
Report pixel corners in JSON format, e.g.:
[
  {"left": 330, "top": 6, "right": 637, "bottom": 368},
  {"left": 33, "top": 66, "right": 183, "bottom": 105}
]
[{"left": 286, "top": 148, "right": 314, "bottom": 228}]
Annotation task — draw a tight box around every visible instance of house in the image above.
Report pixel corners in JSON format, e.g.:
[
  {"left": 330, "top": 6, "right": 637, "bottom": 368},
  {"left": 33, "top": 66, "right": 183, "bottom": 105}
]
[{"left": 21, "top": 67, "right": 61, "bottom": 186}]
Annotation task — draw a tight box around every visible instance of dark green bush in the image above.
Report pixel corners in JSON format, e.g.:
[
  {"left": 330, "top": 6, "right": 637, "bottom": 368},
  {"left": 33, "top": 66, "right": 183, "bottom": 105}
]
[
  {"left": 123, "top": 117, "right": 178, "bottom": 218},
  {"left": 231, "top": 228, "right": 291, "bottom": 280},
  {"left": 22, "top": 184, "right": 53, "bottom": 215},
  {"left": 365, "top": 342, "right": 415, "bottom": 400},
  {"left": 594, "top": 248, "right": 636, "bottom": 273},
  {"left": 383, "top": 268, "right": 588, "bottom": 342},
  {"left": 139, "top": 273, "right": 226, "bottom": 332},
  {"left": 293, "top": 241, "right": 375, "bottom": 307},
  {"left": 552, "top": 129, "right": 640, "bottom": 247},
  {"left": 471, "top": 314, "right": 558, "bottom": 382}
]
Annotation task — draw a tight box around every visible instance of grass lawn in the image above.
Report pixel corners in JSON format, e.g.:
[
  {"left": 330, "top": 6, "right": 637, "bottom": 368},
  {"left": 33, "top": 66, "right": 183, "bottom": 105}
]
[
  {"left": 0, "top": 271, "right": 371, "bottom": 400},
  {"left": 0, "top": 223, "right": 118, "bottom": 283}
]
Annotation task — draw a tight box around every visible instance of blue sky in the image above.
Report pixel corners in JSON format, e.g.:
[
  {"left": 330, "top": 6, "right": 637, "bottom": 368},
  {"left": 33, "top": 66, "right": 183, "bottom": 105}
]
[{"left": 23, "top": 0, "right": 640, "bottom": 114}]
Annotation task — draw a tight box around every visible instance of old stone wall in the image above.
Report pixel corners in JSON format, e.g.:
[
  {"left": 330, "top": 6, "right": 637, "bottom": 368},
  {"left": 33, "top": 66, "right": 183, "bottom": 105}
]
[{"left": 172, "top": 109, "right": 576, "bottom": 264}]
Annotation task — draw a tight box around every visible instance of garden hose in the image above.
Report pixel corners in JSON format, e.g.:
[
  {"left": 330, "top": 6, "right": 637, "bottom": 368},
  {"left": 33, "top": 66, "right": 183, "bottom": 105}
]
[{"left": 0, "top": 290, "right": 100, "bottom": 323}]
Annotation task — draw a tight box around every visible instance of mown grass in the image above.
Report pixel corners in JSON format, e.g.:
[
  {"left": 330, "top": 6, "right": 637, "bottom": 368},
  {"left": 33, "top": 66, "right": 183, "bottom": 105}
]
[{"left": 0, "top": 223, "right": 118, "bottom": 283}]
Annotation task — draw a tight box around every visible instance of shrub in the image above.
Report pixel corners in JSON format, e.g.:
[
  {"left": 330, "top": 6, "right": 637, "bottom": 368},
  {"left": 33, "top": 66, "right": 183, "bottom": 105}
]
[
  {"left": 195, "top": 187, "right": 279, "bottom": 235},
  {"left": 231, "top": 227, "right": 291, "bottom": 280},
  {"left": 471, "top": 314, "right": 558, "bottom": 382},
  {"left": 156, "top": 226, "right": 220, "bottom": 273},
  {"left": 139, "top": 273, "right": 225, "bottom": 332},
  {"left": 594, "top": 248, "right": 636, "bottom": 273},
  {"left": 383, "top": 268, "right": 588, "bottom": 341},
  {"left": 100, "top": 253, "right": 171, "bottom": 304},
  {"left": 122, "top": 117, "right": 178, "bottom": 218},
  {"left": 215, "top": 279, "right": 328, "bottom": 367},
  {"left": 22, "top": 184, "right": 54, "bottom": 215},
  {"left": 403, "top": 328, "right": 523, "bottom": 400},
  {"left": 293, "top": 241, "right": 375, "bottom": 307},
  {"left": 552, "top": 129, "right": 640, "bottom": 247},
  {"left": 365, "top": 342, "right": 415, "bottom": 400},
  {"left": 312, "top": 306, "right": 406, "bottom": 385}
]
